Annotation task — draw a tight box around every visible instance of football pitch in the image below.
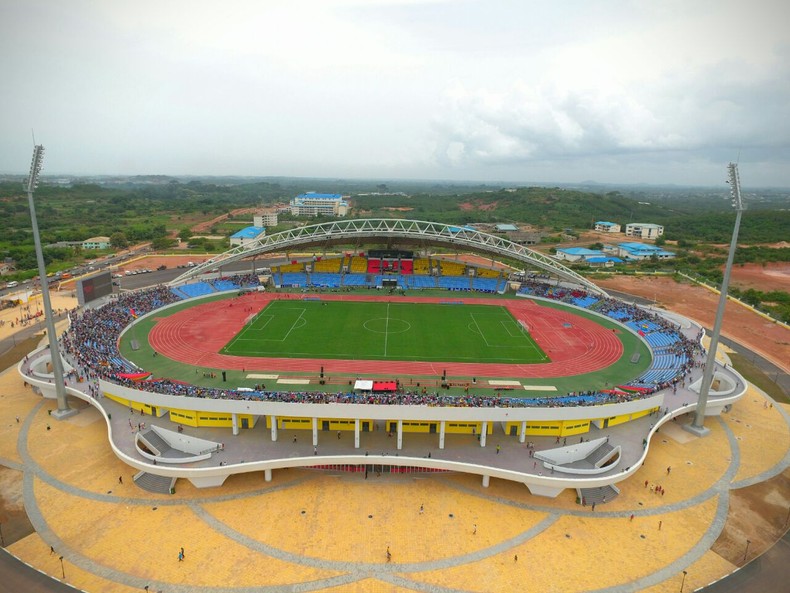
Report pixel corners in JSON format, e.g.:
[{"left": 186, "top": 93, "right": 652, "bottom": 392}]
[{"left": 220, "top": 300, "right": 549, "bottom": 364}]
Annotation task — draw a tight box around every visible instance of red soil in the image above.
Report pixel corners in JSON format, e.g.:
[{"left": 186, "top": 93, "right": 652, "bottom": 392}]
[
  {"left": 595, "top": 275, "right": 790, "bottom": 372},
  {"left": 148, "top": 294, "right": 622, "bottom": 379}
]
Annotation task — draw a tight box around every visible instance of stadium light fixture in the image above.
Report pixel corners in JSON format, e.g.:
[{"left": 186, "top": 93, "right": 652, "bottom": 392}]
[
  {"left": 686, "top": 163, "right": 744, "bottom": 435},
  {"left": 25, "top": 144, "right": 76, "bottom": 418}
]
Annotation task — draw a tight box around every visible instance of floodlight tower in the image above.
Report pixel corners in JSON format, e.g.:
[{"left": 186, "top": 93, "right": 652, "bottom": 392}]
[
  {"left": 686, "top": 163, "right": 744, "bottom": 435},
  {"left": 25, "top": 145, "right": 75, "bottom": 418}
]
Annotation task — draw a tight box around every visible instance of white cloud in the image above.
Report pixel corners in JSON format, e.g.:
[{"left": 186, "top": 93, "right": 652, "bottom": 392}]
[{"left": 0, "top": 0, "right": 788, "bottom": 185}]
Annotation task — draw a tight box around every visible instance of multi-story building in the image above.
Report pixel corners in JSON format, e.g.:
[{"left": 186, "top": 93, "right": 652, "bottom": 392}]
[
  {"left": 625, "top": 223, "right": 663, "bottom": 239},
  {"left": 290, "top": 193, "right": 349, "bottom": 217},
  {"left": 253, "top": 210, "right": 278, "bottom": 228},
  {"left": 594, "top": 221, "right": 621, "bottom": 233}
]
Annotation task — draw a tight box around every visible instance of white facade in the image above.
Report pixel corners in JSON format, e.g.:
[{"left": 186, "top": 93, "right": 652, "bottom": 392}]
[
  {"left": 82, "top": 236, "right": 111, "bottom": 250},
  {"left": 595, "top": 221, "right": 621, "bottom": 233},
  {"left": 625, "top": 223, "right": 664, "bottom": 239},
  {"left": 290, "top": 193, "right": 349, "bottom": 217},
  {"left": 254, "top": 211, "right": 278, "bottom": 228}
]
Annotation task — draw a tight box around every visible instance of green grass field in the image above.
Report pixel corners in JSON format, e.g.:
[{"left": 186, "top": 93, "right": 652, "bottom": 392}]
[{"left": 219, "top": 300, "right": 549, "bottom": 363}]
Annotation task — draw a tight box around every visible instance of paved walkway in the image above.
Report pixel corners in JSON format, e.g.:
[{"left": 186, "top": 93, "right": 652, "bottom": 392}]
[{"left": 1, "top": 357, "right": 788, "bottom": 592}]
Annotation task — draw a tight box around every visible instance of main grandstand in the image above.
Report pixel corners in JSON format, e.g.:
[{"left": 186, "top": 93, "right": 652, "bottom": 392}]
[{"left": 20, "top": 219, "right": 744, "bottom": 502}]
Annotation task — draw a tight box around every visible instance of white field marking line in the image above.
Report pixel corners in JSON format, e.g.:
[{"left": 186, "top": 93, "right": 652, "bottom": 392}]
[
  {"left": 236, "top": 316, "right": 308, "bottom": 343},
  {"left": 384, "top": 302, "right": 390, "bottom": 357},
  {"left": 280, "top": 308, "right": 307, "bottom": 343},
  {"left": 515, "top": 316, "right": 550, "bottom": 361},
  {"left": 468, "top": 313, "right": 493, "bottom": 348},
  {"left": 508, "top": 319, "right": 546, "bottom": 359},
  {"left": 225, "top": 314, "right": 271, "bottom": 351}
]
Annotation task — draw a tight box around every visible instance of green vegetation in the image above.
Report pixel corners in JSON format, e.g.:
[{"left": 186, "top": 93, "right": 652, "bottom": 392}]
[
  {"left": 729, "top": 286, "right": 790, "bottom": 323},
  {"left": 119, "top": 292, "right": 653, "bottom": 396},
  {"left": 729, "top": 353, "right": 789, "bottom": 404},
  {"left": 221, "top": 300, "right": 549, "bottom": 363}
]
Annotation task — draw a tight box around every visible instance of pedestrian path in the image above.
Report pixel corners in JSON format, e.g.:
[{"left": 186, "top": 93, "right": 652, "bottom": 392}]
[{"left": 1, "top": 368, "right": 789, "bottom": 592}]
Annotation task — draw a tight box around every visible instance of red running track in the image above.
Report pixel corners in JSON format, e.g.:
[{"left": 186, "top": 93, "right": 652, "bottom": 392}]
[{"left": 148, "top": 293, "right": 623, "bottom": 379}]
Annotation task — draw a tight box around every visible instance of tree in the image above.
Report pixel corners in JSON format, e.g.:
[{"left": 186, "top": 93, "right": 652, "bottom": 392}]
[
  {"left": 655, "top": 236, "right": 666, "bottom": 246},
  {"left": 110, "top": 232, "right": 129, "bottom": 249},
  {"left": 178, "top": 227, "right": 193, "bottom": 241},
  {"left": 151, "top": 237, "right": 175, "bottom": 250}
]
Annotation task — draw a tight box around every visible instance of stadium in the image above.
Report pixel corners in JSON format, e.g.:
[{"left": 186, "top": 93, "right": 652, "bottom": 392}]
[{"left": 19, "top": 219, "right": 745, "bottom": 503}]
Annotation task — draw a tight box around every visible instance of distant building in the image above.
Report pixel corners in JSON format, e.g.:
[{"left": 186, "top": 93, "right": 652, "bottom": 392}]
[
  {"left": 82, "top": 236, "right": 111, "bottom": 250},
  {"left": 290, "top": 193, "right": 349, "bottom": 217},
  {"left": 495, "top": 224, "right": 519, "bottom": 232},
  {"left": 595, "top": 221, "right": 621, "bottom": 233},
  {"left": 253, "top": 211, "right": 278, "bottom": 228},
  {"left": 625, "top": 223, "right": 663, "bottom": 240},
  {"left": 555, "top": 247, "right": 604, "bottom": 262},
  {"left": 608, "top": 242, "right": 675, "bottom": 261},
  {"left": 230, "top": 226, "right": 266, "bottom": 247},
  {"left": 555, "top": 247, "right": 622, "bottom": 266},
  {"left": 506, "top": 231, "right": 541, "bottom": 245}
]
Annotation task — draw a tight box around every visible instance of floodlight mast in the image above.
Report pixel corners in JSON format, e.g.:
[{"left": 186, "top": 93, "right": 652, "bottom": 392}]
[
  {"left": 688, "top": 163, "right": 744, "bottom": 434},
  {"left": 25, "top": 145, "right": 73, "bottom": 417}
]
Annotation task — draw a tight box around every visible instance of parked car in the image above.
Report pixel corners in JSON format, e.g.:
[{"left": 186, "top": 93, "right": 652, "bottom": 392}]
[{"left": 157, "top": 264, "right": 167, "bottom": 271}]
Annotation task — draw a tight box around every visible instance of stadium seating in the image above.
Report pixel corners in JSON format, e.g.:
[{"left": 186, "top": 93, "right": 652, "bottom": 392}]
[
  {"left": 350, "top": 257, "right": 367, "bottom": 273},
  {"left": 213, "top": 279, "right": 239, "bottom": 292},
  {"left": 438, "top": 261, "right": 465, "bottom": 276},
  {"left": 342, "top": 273, "right": 368, "bottom": 287},
  {"left": 412, "top": 258, "right": 431, "bottom": 275},
  {"left": 312, "top": 258, "right": 341, "bottom": 273},
  {"left": 309, "top": 273, "right": 343, "bottom": 288},
  {"left": 438, "top": 276, "right": 470, "bottom": 290},
  {"left": 177, "top": 282, "right": 216, "bottom": 299},
  {"left": 404, "top": 275, "right": 434, "bottom": 289},
  {"left": 475, "top": 268, "right": 500, "bottom": 278},
  {"left": 471, "top": 277, "right": 498, "bottom": 292},
  {"left": 280, "top": 273, "right": 308, "bottom": 287}
]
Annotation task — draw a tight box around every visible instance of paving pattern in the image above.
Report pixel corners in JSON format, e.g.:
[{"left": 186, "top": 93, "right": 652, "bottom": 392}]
[{"left": 1, "top": 358, "right": 788, "bottom": 593}]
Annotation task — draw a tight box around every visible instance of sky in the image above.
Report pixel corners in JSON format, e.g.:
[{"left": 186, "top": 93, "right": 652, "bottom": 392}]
[{"left": 1, "top": 0, "right": 788, "bottom": 186}]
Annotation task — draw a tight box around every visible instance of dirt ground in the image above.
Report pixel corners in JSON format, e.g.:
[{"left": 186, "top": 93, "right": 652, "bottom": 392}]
[
  {"left": 712, "top": 467, "right": 790, "bottom": 565},
  {"left": 595, "top": 275, "right": 790, "bottom": 372},
  {"left": 729, "top": 262, "right": 790, "bottom": 292}
]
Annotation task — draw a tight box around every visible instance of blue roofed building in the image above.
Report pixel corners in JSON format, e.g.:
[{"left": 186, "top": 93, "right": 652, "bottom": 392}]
[
  {"left": 555, "top": 247, "right": 623, "bottom": 266},
  {"left": 229, "top": 226, "right": 266, "bottom": 247},
  {"left": 290, "top": 192, "right": 349, "bottom": 217},
  {"left": 609, "top": 242, "right": 675, "bottom": 261},
  {"left": 555, "top": 247, "right": 604, "bottom": 262},
  {"left": 594, "top": 221, "right": 621, "bottom": 233}
]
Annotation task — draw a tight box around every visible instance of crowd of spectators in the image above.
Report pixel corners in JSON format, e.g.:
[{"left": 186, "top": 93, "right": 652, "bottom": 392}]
[{"left": 58, "top": 277, "right": 692, "bottom": 409}]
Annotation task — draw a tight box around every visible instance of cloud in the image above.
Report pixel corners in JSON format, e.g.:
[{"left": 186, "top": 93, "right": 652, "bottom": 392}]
[{"left": 431, "top": 55, "right": 790, "bottom": 177}]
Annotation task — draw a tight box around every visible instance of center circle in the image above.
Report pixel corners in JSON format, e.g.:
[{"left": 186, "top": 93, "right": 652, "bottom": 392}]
[{"left": 362, "top": 318, "right": 411, "bottom": 334}]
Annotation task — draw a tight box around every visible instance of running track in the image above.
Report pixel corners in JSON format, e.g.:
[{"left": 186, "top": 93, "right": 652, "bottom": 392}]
[{"left": 147, "top": 293, "right": 623, "bottom": 378}]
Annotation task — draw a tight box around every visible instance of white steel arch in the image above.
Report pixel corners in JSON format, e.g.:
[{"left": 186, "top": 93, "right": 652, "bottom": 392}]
[{"left": 171, "top": 218, "right": 607, "bottom": 296}]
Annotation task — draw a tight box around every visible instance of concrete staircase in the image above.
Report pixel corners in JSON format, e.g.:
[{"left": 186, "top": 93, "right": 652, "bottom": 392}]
[
  {"left": 578, "top": 484, "right": 619, "bottom": 506},
  {"left": 139, "top": 429, "right": 172, "bottom": 456},
  {"left": 133, "top": 471, "right": 176, "bottom": 494}
]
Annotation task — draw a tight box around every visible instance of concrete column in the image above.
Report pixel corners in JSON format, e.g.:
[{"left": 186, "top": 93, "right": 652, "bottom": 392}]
[
  {"left": 397, "top": 419, "right": 403, "bottom": 450},
  {"left": 354, "top": 418, "right": 360, "bottom": 449},
  {"left": 482, "top": 475, "right": 490, "bottom": 488},
  {"left": 519, "top": 421, "right": 527, "bottom": 443},
  {"left": 439, "top": 420, "right": 446, "bottom": 449},
  {"left": 231, "top": 413, "right": 239, "bottom": 436},
  {"left": 264, "top": 468, "right": 272, "bottom": 482},
  {"left": 480, "top": 421, "right": 488, "bottom": 447},
  {"left": 312, "top": 417, "right": 318, "bottom": 446},
  {"left": 270, "top": 416, "right": 278, "bottom": 441}
]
